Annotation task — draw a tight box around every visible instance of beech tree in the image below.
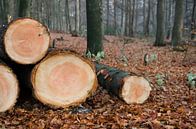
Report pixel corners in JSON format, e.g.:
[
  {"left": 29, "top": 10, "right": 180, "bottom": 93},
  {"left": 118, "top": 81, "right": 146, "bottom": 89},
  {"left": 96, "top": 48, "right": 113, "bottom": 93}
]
[
  {"left": 19, "top": 0, "right": 30, "bottom": 17},
  {"left": 172, "top": 0, "right": 184, "bottom": 47},
  {"left": 86, "top": 0, "right": 103, "bottom": 55},
  {"left": 155, "top": 0, "right": 165, "bottom": 46},
  {"left": 191, "top": 0, "right": 196, "bottom": 40}
]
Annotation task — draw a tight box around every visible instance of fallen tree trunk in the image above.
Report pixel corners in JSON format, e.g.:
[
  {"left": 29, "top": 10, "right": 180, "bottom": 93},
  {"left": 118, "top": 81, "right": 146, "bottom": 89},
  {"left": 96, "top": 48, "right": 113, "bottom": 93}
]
[
  {"left": 0, "top": 18, "right": 50, "bottom": 64},
  {"left": 0, "top": 59, "right": 19, "bottom": 112},
  {"left": 31, "top": 51, "right": 98, "bottom": 108},
  {"left": 95, "top": 63, "right": 151, "bottom": 104}
]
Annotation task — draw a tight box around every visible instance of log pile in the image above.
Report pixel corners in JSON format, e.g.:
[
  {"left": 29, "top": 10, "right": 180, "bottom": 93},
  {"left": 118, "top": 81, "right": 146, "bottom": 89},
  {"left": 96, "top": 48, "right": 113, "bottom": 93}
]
[
  {"left": 0, "top": 18, "right": 151, "bottom": 112},
  {"left": 0, "top": 59, "right": 19, "bottom": 112},
  {"left": 31, "top": 51, "right": 97, "bottom": 108}
]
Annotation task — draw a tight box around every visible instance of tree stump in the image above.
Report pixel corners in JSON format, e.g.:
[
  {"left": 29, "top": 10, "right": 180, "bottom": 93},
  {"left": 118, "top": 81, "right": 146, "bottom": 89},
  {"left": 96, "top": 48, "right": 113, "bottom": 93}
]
[
  {"left": 95, "top": 63, "right": 151, "bottom": 104},
  {"left": 0, "top": 18, "right": 50, "bottom": 64},
  {"left": 31, "top": 51, "right": 98, "bottom": 108},
  {"left": 0, "top": 60, "right": 19, "bottom": 112}
]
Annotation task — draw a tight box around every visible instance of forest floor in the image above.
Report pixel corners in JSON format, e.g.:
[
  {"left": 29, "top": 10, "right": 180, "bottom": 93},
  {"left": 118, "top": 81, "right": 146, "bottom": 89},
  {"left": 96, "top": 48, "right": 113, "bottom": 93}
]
[{"left": 0, "top": 33, "right": 195, "bottom": 129}]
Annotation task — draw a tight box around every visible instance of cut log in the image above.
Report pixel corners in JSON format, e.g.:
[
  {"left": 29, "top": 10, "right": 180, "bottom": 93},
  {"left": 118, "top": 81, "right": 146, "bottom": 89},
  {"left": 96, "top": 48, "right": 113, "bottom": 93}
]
[
  {"left": 31, "top": 51, "right": 98, "bottom": 108},
  {"left": 95, "top": 63, "right": 151, "bottom": 104},
  {"left": 0, "top": 60, "right": 19, "bottom": 112},
  {"left": 0, "top": 18, "right": 50, "bottom": 64}
]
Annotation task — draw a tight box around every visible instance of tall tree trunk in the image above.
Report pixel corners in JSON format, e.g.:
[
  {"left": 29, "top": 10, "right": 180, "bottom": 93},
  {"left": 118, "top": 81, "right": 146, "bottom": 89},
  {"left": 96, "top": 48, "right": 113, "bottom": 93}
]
[
  {"left": 154, "top": 0, "right": 165, "bottom": 46},
  {"left": 114, "top": 0, "right": 117, "bottom": 35},
  {"left": 166, "top": 0, "right": 172, "bottom": 40},
  {"left": 125, "top": 0, "right": 129, "bottom": 36},
  {"left": 145, "top": 0, "right": 151, "bottom": 36},
  {"left": 191, "top": 0, "right": 196, "bottom": 40},
  {"left": 58, "top": 0, "right": 62, "bottom": 31},
  {"left": 19, "top": 0, "right": 30, "bottom": 17},
  {"left": 143, "top": 0, "right": 146, "bottom": 35},
  {"left": 131, "top": 0, "right": 135, "bottom": 36},
  {"left": 106, "top": 0, "right": 110, "bottom": 34},
  {"left": 128, "top": 0, "right": 132, "bottom": 36},
  {"left": 151, "top": 0, "right": 156, "bottom": 35},
  {"left": 75, "top": 0, "right": 80, "bottom": 34},
  {"left": 65, "top": 0, "right": 72, "bottom": 32},
  {"left": 86, "top": 0, "right": 103, "bottom": 55},
  {"left": 0, "top": 0, "right": 8, "bottom": 25},
  {"left": 171, "top": 0, "right": 184, "bottom": 47},
  {"left": 121, "top": 0, "right": 124, "bottom": 32},
  {"left": 184, "top": 0, "right": 189, "bottom": 28},
  {"left": 134, "top": 0, "right": 138, "bottom": 34}
]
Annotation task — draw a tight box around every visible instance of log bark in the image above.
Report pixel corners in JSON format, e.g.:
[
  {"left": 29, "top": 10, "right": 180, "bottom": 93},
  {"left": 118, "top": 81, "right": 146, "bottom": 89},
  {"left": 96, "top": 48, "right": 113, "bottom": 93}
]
[
  {"left": 31, "top": 50, "right": 98, "bottom": 108},
  {"left": 0, "top": 59, "right": 19, "bottom": 112},
  {"left": 95, "top": 63, "right": 151, "bottom": 104},
  {"left": 0, "top": 18, "right": 50, "bottom": 64}
]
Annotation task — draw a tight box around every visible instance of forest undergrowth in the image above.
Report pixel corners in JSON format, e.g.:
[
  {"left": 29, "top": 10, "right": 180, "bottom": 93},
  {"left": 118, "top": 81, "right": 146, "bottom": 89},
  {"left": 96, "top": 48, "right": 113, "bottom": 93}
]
[{"left": 0, "top": 33, "right": 195, "bottom": 129}]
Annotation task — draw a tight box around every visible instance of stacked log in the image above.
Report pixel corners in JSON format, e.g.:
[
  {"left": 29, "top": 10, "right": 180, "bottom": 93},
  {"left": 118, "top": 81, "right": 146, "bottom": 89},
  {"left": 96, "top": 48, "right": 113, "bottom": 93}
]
[
  {"left": 0, "top": 18, "right": 50, "bottom": 111},
  {"left": 0, "top": 18, "right": 50, "bottom": 64},
  {"left": 0, "top": 18, "right": 152, "bottom": 112},
  {"left": 31, "top": 51, "right": 98, "bottom": 108},
  {"left": 0, "top": 60, "right": 19, "bottom": 112}
]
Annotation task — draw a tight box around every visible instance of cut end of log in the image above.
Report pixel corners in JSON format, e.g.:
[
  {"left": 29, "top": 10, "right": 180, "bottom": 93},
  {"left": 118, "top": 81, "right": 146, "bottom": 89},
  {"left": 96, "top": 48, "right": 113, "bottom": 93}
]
[
  {"left": 0, "top": 65, "right": 19, "bottom": 112},
  {"left": 4, "top": 18, "right": 50, "bottom": 64},
  {"left": 31, "top": 51, "right": 97, "bottom": 108},
  {"left": 122, "top": 76, "right": 151, "bottom": 104}
]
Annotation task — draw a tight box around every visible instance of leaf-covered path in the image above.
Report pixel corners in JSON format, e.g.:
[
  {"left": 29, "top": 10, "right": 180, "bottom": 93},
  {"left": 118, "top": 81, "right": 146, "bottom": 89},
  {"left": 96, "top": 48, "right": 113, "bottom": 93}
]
[{"left": 0, "top": 33, "right": 195, "bottom": 129}]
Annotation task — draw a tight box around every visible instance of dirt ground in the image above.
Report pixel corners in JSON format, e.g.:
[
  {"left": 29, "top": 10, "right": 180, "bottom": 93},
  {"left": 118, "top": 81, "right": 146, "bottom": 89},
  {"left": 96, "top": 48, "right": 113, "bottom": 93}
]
[{"left": 0, "top": 33, "right": 195, "bottom": 129}]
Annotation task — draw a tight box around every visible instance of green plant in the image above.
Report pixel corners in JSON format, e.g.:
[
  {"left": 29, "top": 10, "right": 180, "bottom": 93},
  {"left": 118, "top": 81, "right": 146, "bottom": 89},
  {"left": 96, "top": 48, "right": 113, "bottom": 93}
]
[
  {"left": 155, "top": 73, "right": 165, "bottom": 87},
  {"left": 187, "top": 73, "right": 196, "bottom": 89},
  {"left": 86, "top": 50, "right": 105, "bottom": 62},
  {"left": 144, "top": 53, "right": 158, "bottom": 66}
]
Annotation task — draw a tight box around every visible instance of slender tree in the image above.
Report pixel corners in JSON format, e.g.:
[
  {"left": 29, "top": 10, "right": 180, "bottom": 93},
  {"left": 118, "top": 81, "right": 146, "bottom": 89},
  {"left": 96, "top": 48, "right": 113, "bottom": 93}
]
[
  {"left": 75, "top": 0, "right": 80, "bottom": 34},
  {"left": 191, "top": 0, "right": 196, "bottom": 40},
  {"left": 143, "top": 0, "right": 146, "bottom": 35},
  {"left": 166, "top": 0, "right": 173, "bottom": 40},
  {"left": 106, "top": 0, "right": 110, "bottom": 34},
  {"left": 154, "top": 0, "right": 165, "bottom": 46},
  {"left": 130, "top": 0, "right": 135, "bottom": 36},
  {"left": 114, "top": 0, "right": 117, "bottom": 35},
  {"left": 128, "top": 0, "right": 132, "bottom": 36},
  {"left": 121, "top": 0, "right": 124, "bottom": 28},
  {"left": 125, "top": 0, "right": 129, "bottom": 36},
  {"left": 19, "top": 0, "right": 30, "bottom": 17},
  {"left": 135, "top": 0, "right": 138, "bottom": 33},
  {"left": 145, "top": 0, "right": 151, "bottom": 36},
  {"left": 151, "top": 0, "right": 157, "bottom": 35},
  {"left": 65, "top": 0, "right": 71, "bottom": 32},
  {"left": 86, "top": 0, "right": 103, "bottom": 54},
  {"left": 171, "top": 0, "right": 184, "bottom": 47},
  {"left": 0, "top": 0, "right": 20, "bottom": 25}
]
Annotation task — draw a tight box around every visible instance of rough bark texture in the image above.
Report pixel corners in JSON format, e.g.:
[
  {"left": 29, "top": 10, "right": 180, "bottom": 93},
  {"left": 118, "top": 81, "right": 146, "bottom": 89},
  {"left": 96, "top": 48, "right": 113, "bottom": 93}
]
[
  {"left": 0, "top": 18, "right": 50, "bottom": 64},
  {"left": 145, "top": 0, "right": 151, "bottom": 36},
  {"left": 155, "top": 0, "right": 165, "bottom": 46},
  {"left": 86, "top": 0, "right": 103, "bottom": 55},
  {"left": 19, "top": 0, "right": 30, "bottom": 17},
  {"left": 191, "top": 0, "right": 196, "bottom": 40},
  {"left": 0, "top": 24, "right": 8, "bottom": 61},
  {"left": 95, "top": 63, "right": 151, "bottom": 104},
  {"left": 143, "top": 0, "right": 146, "bottom": 35},
  {"left": 166, "top": 0, "right": 172, "bottom": 40},
  {"left": 172, "top": 0, "right": 184, "bottom": 47},
  {"left": 31, "top": 50, "right": 98, "bottom": 108},
  {"left": 0, "top": 59, "right": 19, "bottom": 112}
]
